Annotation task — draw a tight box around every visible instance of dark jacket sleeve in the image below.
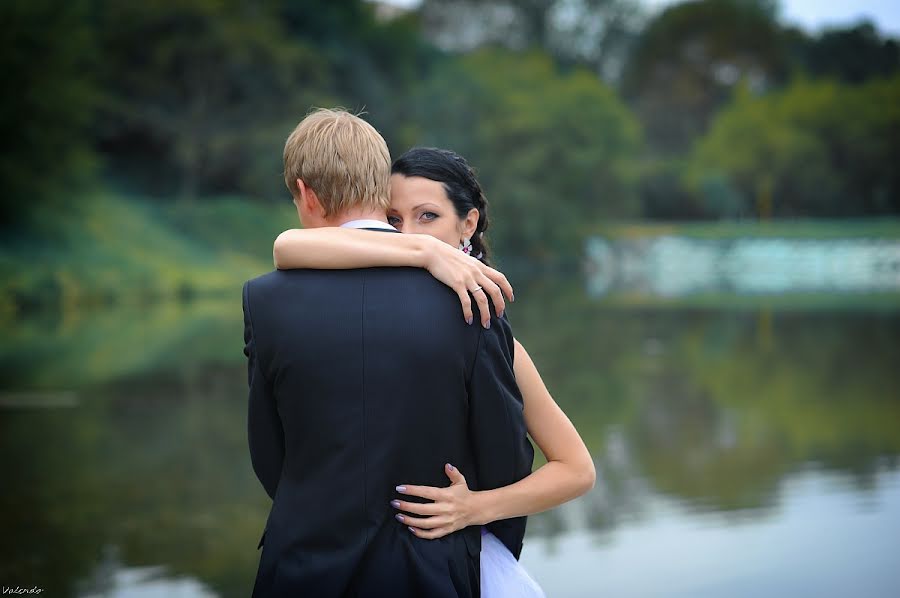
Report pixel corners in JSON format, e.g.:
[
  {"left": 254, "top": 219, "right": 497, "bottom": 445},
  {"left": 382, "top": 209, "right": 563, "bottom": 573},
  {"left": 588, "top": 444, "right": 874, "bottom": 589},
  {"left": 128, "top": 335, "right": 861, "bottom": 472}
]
[
  {"left": 243, "top": 280, "right": 284, "bottom": 501},
  {"left": 467, "top": 313, "right": 534, "bottom": 560}
]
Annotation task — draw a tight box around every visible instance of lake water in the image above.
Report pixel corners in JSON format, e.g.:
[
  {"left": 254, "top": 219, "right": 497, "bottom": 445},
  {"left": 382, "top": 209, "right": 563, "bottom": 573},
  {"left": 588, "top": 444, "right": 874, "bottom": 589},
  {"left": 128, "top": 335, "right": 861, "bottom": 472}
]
[{"left": 1, "top": 280, "right": 898, "bottom": 597}]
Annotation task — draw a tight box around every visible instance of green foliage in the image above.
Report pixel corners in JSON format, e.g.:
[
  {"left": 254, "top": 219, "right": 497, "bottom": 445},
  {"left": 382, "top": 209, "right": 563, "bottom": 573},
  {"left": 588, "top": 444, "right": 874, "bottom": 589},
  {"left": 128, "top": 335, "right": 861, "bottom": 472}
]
[
  {"left": 791, "top": 21, "right": 900, "bottom": 84},
  {"left": 687, "top": 76, "right": 900, "bottom": 217},
  {"left": 92, "top": 0, "right": 334, "bottom": 200},
  {"left": 413, "top": 49, "right": 641, "bottom": 262},
  {"left": 418, "top": 0, "right": 646, "bottom": 80},
  {"left": 275, "top": 0, "right": 437, "bottom": 152},
  {"left": 0, "top": 0, "right": 99, "bottom": 225},
  {"left": 0, "top": 193, "right": 294, "bottom": 317},
  {"left": 618, "top": 0, "right": 796, "bottom": 219},
  {"left": 86, "top": 0, "right": 433, "bottom": 200},
  {"left": 621, "top": 0, "right": 789, "bottom": 155}
]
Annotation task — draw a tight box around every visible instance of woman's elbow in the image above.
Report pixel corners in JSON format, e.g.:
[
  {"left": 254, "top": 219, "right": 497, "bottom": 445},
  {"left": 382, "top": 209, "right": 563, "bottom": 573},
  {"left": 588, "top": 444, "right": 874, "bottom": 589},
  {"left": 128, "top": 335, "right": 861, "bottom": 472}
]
[
  {"left": 272, "top": 230, "right": 297, "bottom": 269},
  {"left": 576, "top": 459, "right": 597, "bottom": 495}
]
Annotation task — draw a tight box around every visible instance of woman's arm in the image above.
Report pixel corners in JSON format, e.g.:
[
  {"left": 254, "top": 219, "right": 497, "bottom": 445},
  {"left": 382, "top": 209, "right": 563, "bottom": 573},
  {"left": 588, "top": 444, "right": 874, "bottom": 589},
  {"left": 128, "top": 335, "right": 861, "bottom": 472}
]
[
  {"left": 273, "top": 227, "right": 513, "bottom": 327},
  {"left": 393, "top": 339, "right": 596, "bottom": 538},
  {"left": 274, "top": 227, "right": 435, "bottom": 270}
]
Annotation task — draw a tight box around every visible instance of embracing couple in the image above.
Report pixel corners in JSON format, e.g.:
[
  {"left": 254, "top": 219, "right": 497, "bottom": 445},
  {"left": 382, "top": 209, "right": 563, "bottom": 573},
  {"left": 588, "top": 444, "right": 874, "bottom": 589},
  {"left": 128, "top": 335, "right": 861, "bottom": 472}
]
[{"left": 241, "top": 108, "right": 595, "bottom": 597}]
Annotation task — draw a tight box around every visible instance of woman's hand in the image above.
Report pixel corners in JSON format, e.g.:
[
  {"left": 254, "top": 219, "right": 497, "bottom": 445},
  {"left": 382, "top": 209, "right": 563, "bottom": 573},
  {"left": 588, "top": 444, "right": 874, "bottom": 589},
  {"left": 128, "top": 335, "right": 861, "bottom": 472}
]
[
  {"left": 392, "top": 464, "right": 483, "bottom": 540},
  {"left": 421, "top": 237, "right": 514, "bottom": 328}
]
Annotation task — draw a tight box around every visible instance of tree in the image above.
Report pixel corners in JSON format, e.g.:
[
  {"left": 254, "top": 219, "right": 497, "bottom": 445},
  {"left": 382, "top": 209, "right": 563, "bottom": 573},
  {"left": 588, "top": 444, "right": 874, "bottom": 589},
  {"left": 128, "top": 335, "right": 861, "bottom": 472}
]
[
  {"left": 418, "top": 0, "right": 645, "bottom": 81},
  {"left": 792, "top": 21, "right": 900, "bottom": 85},
  {"left": 621, "top": 0, "right": 788, "bottom": 156},
  {"left": 92, "top": 0, "right": 333, "bottom": 201},
  {"left": 686, "top": 77, "right": 900, "bottom": 217},
  {"left": 0, "top": 0, "right": 99, "bottom": 225},
  {"left": 92, "top": 0, "right": 435, "bottom": 201},
  {"left": 616, "top": 0, "right": 794, "bottom": 220},
  {"left": 412, "top": 49, "right": 641, "bottom": 262},
  {"left": 275, "top": 0, "right": 438, "bottom": 153}
]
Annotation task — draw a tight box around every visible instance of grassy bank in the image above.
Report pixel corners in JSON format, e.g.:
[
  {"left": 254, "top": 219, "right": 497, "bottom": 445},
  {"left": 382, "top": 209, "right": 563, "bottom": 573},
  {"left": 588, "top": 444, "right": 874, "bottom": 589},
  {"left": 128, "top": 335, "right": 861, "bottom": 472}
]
[
  {"left": 591, "top": 218, "right": 900, "bottom": 240},
  {"left": 0, "top": 193, "right": 296, "bottom": 321}
]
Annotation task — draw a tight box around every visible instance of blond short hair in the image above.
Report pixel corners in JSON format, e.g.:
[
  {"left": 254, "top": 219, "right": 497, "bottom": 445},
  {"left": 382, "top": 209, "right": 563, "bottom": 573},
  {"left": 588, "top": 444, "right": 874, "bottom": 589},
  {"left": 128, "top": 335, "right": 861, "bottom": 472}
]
[{"left": 283, "top": 108, "right": 391, "bottom": 217}]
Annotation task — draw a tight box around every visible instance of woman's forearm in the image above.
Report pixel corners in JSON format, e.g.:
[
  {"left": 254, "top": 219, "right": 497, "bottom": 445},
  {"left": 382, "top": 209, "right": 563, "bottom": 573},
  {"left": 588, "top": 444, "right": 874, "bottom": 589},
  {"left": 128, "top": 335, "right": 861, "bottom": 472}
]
[
  {"left": 471, "top": 339, "right": 596, "bottom": 525},
  {"left": 471, "top": 459, "right": 595, "bottom": 525},
  {"left": 273, "top": 227, "right": 437, "bottom": 270}
]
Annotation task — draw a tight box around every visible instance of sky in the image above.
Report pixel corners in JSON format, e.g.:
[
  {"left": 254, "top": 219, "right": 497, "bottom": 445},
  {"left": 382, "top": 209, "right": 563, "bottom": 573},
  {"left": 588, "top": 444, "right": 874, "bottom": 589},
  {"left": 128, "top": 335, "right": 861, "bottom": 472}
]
[{"left": 377, "top": 0, "right": 900, "bottom": 36}]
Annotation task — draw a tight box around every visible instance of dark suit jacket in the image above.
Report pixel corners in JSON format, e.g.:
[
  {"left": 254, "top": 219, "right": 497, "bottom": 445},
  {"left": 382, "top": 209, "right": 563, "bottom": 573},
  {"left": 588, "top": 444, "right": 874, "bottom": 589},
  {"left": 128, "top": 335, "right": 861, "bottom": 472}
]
[{"left": 241, "top": 252, "right": 534, "bottom": 597}]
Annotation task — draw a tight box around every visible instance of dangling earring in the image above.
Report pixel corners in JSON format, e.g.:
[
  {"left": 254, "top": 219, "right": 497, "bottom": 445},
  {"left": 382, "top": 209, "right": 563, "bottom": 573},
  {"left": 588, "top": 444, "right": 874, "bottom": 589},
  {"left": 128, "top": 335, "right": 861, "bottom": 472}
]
[{"left": 460, "top": 237, "right": 473, "bottom": 255}]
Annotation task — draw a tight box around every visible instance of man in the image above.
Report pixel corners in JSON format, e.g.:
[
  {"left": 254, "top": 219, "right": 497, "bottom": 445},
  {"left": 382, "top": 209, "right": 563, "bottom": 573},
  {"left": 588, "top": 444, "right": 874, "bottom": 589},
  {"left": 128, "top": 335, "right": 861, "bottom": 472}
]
[{"left": 241, "top": 108, "right": 533, "bottom": 597}]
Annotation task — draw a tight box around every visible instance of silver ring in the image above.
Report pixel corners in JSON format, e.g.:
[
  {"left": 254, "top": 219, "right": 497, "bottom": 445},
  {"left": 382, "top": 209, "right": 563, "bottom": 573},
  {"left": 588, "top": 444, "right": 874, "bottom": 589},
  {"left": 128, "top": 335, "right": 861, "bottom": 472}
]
[{"left": 471, "top": 286, "right": 483, "bottom": 293}]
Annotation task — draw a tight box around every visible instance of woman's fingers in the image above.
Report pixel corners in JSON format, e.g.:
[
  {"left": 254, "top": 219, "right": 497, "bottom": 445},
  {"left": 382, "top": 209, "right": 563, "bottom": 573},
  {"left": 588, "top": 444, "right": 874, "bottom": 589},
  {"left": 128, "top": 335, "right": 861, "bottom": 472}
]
[
  {"left": 444, "top": 463, "right": 467, "bottom": 486},
  {"left": 477, "top": 274, "right": 505, "bottom": 319},
  {"left": 396, "top": 484, "right": 443, "bottom": 501},
  {"left": 455, "top": 289, "right": 474, "bottom": 325},
  {"left": 433, "top": 250, "right": 512, "bottom": 327},
  {"left": 391, "top": 499, "right": 441, "bottom": 516},
  {"left": 396, "top": 466, "right": 470, "bottom": 539},
  {"left": 397, "top": 513, "right": 443, "bottom": 529},
  {"left": 396, "top": 513, "right": 446, "bottom": 529},
  {"left": 482, "top": 265, "right": 514, "bottom": 302},
  {"left": 469, "top": 281, "right": 492, "bottom": 328}
]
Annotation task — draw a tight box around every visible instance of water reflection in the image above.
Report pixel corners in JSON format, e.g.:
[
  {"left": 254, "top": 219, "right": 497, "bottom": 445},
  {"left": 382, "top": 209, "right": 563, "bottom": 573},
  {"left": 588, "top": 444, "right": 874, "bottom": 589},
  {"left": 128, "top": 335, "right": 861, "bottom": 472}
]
[
  {"left": 1, "top": 284, "right": 898, "bottom": 597},
  {"left": 522, "top": 468, "right": 900, "bottom": 597},
  {"left": 80, "top": 554, "right": 217, "bottom": 598}
]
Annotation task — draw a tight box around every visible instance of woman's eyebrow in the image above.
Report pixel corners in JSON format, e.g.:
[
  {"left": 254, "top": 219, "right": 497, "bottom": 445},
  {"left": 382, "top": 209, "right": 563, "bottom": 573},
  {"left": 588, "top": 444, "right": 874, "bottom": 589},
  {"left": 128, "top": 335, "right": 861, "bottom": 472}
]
[{"left": 413, "top": 203, "right": 440, "bottom": 211}]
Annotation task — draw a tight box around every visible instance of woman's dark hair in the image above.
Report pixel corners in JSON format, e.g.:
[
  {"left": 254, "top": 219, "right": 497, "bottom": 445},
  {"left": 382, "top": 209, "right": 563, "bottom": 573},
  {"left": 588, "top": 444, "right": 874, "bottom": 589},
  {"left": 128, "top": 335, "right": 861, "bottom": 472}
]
[{"left": 391, "top": 147, "right": 492, "bottom": 266}]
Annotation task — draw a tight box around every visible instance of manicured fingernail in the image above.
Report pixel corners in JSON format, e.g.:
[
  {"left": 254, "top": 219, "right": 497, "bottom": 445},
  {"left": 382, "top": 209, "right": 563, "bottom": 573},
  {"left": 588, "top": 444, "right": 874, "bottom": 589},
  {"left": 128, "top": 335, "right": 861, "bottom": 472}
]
[
  {"left": 390, "top": 500, "right": 400, "bottom": 508},
  {"left": 466, "top": 317, "right": 473, "bottom": 325},
  {"left": 408, "top": 526, "right": 416, "bottom": 534},
  {"left": 511, "top": 294, "right": 515, "bottom": 302},
  {"left": 483, "top": 320, "right": 491, "bottom": 329},
  {"left": 499, "top": 310, "right": 504, "bottom": 318},
  {"left": 395, "top": 513, "right": 405, "bottom": 522},
  {"left": 446, "top": 463, "right": 455, "bottom": 471},
  {"left": 396, "top": 485, "right": 406, "bottom": 493}
]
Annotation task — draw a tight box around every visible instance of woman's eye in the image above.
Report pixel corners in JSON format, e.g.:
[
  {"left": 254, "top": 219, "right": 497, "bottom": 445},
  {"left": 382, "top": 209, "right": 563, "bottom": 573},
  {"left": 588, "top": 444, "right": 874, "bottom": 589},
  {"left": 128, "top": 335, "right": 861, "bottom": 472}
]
[
  {"left": 387, "top": 215, "right": 401, "bottom": 226},
  {"left": 420, "top": 212, "right": 438, "bottom": 222}
]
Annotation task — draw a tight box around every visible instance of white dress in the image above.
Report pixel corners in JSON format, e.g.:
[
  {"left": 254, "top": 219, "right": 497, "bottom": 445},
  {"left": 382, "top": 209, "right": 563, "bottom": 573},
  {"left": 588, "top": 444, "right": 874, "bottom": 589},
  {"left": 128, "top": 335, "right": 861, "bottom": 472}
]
[{"left": 480, "top": 529, "right": 545, "bottom": 597}]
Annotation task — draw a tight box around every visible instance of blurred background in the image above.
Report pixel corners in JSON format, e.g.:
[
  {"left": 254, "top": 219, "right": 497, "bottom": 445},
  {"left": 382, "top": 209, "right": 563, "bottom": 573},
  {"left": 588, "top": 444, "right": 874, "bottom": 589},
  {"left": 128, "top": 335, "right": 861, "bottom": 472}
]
[{"left": 1, "top": 0, "right": 899, "bottom": 596}]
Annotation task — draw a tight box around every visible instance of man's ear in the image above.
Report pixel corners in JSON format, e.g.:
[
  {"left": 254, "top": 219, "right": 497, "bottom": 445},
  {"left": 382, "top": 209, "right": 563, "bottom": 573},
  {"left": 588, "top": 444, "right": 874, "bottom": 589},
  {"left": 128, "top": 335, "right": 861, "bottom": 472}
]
[
  {"left": 297, "top": 179, "right": 325, "bottom": 220},
  {"left": 462, "top": 207, "right": 479, "bottom": 238}
]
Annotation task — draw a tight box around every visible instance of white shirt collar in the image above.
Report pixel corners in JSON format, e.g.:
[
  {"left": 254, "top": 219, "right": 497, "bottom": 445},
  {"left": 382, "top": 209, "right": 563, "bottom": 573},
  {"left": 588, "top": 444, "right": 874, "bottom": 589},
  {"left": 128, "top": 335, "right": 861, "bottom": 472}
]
[{"left": 339, "top": 219, "right": 397, "bottom": 231}]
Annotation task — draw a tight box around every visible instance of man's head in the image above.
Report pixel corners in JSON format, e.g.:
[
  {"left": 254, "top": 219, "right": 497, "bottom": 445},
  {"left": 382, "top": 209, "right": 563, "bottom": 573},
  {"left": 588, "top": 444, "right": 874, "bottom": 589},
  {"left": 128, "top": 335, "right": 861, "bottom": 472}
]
[{"left": 284, "top": 108, "right": 391, "bottom": 227}]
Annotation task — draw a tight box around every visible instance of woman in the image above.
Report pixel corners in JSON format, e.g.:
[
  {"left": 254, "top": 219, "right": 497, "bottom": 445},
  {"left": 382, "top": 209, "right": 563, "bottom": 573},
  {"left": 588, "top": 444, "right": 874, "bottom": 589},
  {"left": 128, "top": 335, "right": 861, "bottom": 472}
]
[{"left": 273, "top": 147, "right": 595, "bottom": 596}]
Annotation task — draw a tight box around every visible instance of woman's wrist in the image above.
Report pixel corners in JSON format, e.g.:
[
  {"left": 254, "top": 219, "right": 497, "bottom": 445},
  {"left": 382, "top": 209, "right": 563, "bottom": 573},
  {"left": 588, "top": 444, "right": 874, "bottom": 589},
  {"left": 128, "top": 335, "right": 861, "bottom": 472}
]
[
  {"left": 468, "top": 490, "right": 497, "bottom": 527},
  {"left": 415, "top": 234, "right": 444, "bottom": 271}
]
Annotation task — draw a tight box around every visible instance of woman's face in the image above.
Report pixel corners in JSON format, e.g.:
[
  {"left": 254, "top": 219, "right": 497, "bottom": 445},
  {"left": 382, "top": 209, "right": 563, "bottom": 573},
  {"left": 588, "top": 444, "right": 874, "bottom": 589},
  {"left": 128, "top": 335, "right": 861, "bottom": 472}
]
[{"left": 388, "top": 174, "right": 477, "bottom": 247}]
